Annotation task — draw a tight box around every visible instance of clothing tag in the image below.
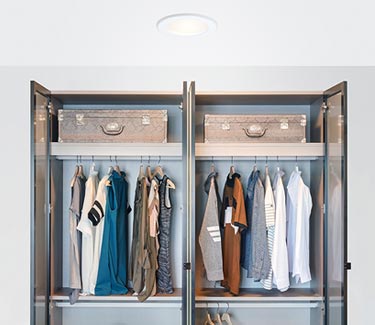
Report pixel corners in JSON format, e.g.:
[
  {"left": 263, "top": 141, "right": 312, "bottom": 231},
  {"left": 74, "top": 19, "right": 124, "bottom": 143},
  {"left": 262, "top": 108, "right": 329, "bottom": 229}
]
[{"left": 224, "top": 207, "right": 232, "bottom": 224}]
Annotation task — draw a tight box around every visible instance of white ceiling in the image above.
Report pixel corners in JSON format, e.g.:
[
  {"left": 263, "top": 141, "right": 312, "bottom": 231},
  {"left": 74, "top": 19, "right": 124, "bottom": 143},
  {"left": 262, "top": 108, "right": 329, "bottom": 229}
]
[{"left": 0, "top": 0, "right": 374, "bottom": 66}]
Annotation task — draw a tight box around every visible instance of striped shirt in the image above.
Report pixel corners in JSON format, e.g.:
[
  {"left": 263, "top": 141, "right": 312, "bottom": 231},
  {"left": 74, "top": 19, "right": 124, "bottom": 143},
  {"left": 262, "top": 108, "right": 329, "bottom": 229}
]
[{"left": 261, "top": 170, "right": 276, "bottom": 290}]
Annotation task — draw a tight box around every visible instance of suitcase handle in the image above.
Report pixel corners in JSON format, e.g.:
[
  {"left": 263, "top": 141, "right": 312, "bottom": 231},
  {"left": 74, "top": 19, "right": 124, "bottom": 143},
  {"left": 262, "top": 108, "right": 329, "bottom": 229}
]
[
  {"left": 243, "top": 125, "right": 267, "bottom": 138},
  {"left": 100, "top": 123, "right": 125, "bottom": 136}
]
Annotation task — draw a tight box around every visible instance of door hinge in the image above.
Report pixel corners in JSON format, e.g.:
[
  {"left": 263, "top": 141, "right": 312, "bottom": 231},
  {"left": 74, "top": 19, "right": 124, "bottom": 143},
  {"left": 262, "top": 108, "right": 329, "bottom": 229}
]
[
  {"left": 183, "top": 262, "right": 191, "bottom": 270},
  {"left": 179, "top": 102, "right": 183, "bottom": 111},
  {"left": 321, "top": 102, "right": 328, "bottom": 112},
  {"left": 345, "top": 262, "right": 352, "bottom": 270},
  {"left": 48, "top": 203, "right": 52, "bottom": 215},
  {"left": 322, "top": 203, "right": 326, "bottom": 215},
  {"left": 47, "top": 100, "right": 53, "bottom": 115}
]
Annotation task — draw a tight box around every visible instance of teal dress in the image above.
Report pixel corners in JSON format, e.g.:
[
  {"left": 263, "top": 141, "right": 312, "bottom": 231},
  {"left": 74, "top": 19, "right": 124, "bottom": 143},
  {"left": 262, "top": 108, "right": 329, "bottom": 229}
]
[{"left": 95, "top": 171, "right": 130, "bottom": 295}]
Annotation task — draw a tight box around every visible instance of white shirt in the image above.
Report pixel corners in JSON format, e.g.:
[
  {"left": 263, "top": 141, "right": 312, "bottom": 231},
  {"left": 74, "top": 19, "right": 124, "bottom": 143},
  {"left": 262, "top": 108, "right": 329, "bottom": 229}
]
[
  {"left": 87, "top": 174, "right": 109, "bottom": 295},
  {"left": 271, "top": 169, "right": 290, "bottom": 292},
  {"left": 77, "top": 171, "right": 99, "bottom": 295},
  {"left": 286, "top": 169, "right": 312, "bottom": 284}
]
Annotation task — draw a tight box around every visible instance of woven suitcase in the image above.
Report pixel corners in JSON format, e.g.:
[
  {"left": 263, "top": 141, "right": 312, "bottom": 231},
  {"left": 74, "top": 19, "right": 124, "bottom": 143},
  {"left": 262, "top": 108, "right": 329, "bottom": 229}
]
[
  {"left": 204, "top": 114, "right": 306, "bottom": 143},
  {"left": 58, "top": 109, "right": 168, "bottom": 143}
]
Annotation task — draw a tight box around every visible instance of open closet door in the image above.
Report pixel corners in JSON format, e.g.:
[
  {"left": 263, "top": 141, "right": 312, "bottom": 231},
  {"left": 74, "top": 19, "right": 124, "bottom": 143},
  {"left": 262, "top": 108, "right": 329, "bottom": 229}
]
[
  {"left": 323, "top": 82, "right": 348, "bottom": 325},
  {"left": 31, "top": 81, "right": 51, "bottom": 325},
  {"left": 182, "top": 81, "right": 196, "bottom": 325}
]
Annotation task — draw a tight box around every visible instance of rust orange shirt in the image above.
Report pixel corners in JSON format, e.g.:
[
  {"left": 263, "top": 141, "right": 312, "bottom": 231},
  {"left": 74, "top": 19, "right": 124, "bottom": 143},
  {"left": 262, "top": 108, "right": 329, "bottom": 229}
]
[{"left": 220, "top": 173, "right": 247, "bottom": 295}]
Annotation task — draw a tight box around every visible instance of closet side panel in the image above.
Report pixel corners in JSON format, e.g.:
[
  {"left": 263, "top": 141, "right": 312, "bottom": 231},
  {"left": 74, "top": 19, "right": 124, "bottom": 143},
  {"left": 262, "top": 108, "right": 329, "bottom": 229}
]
[{"left": 31, "top": 82, "right": 50, "bottom": 325}]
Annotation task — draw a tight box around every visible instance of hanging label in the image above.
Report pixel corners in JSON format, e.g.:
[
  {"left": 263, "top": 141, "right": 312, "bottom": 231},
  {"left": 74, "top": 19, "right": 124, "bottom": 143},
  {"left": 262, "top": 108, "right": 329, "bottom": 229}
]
[{"left": 224, "top": 207, "right": 232, "bottom": 224}]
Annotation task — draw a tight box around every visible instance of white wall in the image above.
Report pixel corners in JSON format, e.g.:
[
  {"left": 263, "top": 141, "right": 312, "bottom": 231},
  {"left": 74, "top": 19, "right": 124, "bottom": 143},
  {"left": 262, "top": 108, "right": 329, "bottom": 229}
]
[{"left": 0, "top": 66, "right": 374, "bottom": 325}]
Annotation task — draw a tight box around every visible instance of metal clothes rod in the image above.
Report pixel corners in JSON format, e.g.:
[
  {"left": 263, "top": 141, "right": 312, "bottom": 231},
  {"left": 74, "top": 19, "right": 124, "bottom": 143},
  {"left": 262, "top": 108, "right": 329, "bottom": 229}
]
[
  {"left": 54, "top": 156, "right": 182, "bottom": 161},
  {"left": 196, "top": 156, "right": 320, "bottom": 161}
]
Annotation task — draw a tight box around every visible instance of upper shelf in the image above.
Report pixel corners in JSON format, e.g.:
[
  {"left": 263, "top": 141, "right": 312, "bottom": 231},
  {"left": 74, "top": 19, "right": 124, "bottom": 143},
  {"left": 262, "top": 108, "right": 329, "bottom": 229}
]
[
  {"left": 50, "top": 142, "right": 182, "bottom": 159},
  {"left": 50, "top": 90, "right": 322, "bottom": 106},
  {"left": 196, "top": 143, "right": 324, "bottom": 159},
  {"left": 50, "top": 142, "right": 324, "bottom": 160}
]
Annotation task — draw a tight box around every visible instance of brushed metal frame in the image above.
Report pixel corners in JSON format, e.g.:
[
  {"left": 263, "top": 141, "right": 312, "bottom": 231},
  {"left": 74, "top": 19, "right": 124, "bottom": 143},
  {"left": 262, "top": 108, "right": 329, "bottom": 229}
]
[
  {"left": 182, "top": 81, "right": 196, "bottom": 325},
  {"left": 30, "top": 81, "right": 51, "bottom": 325},
  {"left": 323, "top": 81, "right": 348, "bottom": 325}
]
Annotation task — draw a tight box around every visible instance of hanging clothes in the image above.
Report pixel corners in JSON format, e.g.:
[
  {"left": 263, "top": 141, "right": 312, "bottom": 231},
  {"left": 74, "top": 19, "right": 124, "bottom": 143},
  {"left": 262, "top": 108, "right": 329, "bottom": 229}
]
[
  {"left": 156, "top": 175, "right": 175, "bottom": 293},
  {"left": 260, "top": 169, "right": 275, "bottom": 290},
  {"left": 198, "top": 172, "right": 224, "bottom": 282},
  {"left": 77, "top": 170, "right": 99, "bottom": 295},
  {"left": 271, "top": 169, "right": 290, "bottom": 292},
  {"left": 250, "top": 176, "right": 271, "bottom": 281},
  {"left": 220, "top": 173, "right": 247, "bottom": 295},
  {"left": 241, "top": 169, "right": 260, "bottom": 277},
  {"left": 129, "top": 174, "right": 149, "bottom": 294},
  {"left": 68, "top": 170, "right": 86, "bottom": 304},
  {"left": 95, "top": 171, "right": 131, "bottom": 296},
  {"left": 137, "top": 178, "right": 159, "bottom": 302},
  {"left": 286, "top": 170, "right": 312, "bottom": 284},
  {"left": 88, "top": 174, "right": 110, "bottom": 295}
]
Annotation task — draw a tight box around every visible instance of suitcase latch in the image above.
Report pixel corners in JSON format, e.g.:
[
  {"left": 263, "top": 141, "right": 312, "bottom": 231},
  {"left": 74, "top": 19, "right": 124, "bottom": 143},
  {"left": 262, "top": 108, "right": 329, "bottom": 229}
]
[
  {"left": 222, "top": 121, "right": 230, "bottom": 130},
  {"left": 76, "top": 114, "right": 85, "bottom": 126},
  {"left": 280, "top": 118, "right": 289, "bottom": 130},
  {"left": 142, "top": 114, "right": 151, "bottom": 125}
]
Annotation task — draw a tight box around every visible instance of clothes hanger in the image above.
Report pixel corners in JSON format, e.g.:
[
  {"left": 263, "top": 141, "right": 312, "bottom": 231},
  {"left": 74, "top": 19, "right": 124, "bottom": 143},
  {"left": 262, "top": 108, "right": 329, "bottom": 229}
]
[
  {"left": 90, "top": 156, "right": 96, "bottom": 174},
  {"left": 107, "top": 156, "right": 114, "bottom": 175},
  {"left": 253, "top": 156, "right": 258, "bottom": 172},
  {"left": 210, "top": 156, "right": 215, "bottom": 173},
  {"left": 114, "top": 156, "right": 121, "bottom": 174},
  {"left": 213, "top": 303, "right": 222, "bottom": 325},
  {"left": 146, "top": 155, "right": 152, "bottom": 180},
  {"left": 78, "top": 156, "right": 84, "bottom": 177},
  {"left": 70, "top": 156, "right": 80, "bottom": 187},
  {"left": 229, "top": 156, "right": 235, "bottom": 179},
  {"left": 265, "top": 156, "right": 269, "bottom": 175},
  {"left": 204, "top": 303, "right": 215, "bottom": 325},
  {"left": 221, "top": 303, "right": 232, "bottom": 325},
  {"left": 153, "top": 156, "right": 176, "bottom": 189},
  {"left": 277, "top": 155, "right": 280, "bottom": 172},
  {"left": 139, "top": 156, "right": 144, "bottom": 177},
  {"left": 295, "top": 155, "right": 299, "bottom": 173}
]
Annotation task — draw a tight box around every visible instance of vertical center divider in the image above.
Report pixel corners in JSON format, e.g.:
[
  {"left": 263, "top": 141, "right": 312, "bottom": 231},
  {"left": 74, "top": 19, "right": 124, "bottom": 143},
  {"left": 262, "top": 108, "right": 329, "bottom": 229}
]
[{"left": 182, "top": 81, "right": 196, "bottom": 325}]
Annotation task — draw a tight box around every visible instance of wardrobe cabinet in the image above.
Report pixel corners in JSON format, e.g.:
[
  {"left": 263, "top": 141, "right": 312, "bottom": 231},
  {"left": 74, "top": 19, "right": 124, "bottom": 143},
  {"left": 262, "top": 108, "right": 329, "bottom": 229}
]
[{"left": 31, "top": 81, "right": 348, "bottom": 325}]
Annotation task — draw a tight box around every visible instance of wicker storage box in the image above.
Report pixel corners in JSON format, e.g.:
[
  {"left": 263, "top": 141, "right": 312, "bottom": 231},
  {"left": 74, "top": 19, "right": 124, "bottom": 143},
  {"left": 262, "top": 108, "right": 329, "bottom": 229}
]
[
  {"left": 204, "top": 114, "right": 306, "bottom": 143},
  {"left": 58, "top": 109, "right": 168, "bottom": 143}
]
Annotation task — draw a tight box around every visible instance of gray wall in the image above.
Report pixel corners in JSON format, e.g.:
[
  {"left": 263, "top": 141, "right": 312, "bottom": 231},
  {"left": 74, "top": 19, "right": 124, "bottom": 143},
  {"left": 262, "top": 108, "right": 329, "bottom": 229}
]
[{"left": 0, "top": 66, "right": 373, "bottom": 325}]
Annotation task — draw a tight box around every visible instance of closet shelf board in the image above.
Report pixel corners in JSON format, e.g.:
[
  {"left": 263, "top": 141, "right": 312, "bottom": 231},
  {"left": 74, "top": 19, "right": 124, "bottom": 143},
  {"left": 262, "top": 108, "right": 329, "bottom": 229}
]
[
  {"left": 196, "top": 143, "right": 324, "bottom": 158},
  {"left": 196, "top": 288, "right": 323, "bottom": 302},
  {"left": 51, "top": 288, "right": 182, "bottom": 302},
  {"left": 51, "top": 91, "right": 182, "bottom": 105},
  {"left": 50, "top": 142, "right": 182, "bottom": 159}
]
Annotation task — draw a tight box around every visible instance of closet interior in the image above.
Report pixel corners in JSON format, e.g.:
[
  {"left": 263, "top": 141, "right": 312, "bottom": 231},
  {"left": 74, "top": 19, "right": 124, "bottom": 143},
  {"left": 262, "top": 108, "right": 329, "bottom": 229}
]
[
  {"left": 31, "top": 81, "right": 347, "bottom": 325},
  {"left": 193, "top": 92, "right": 326, "bottom": 325}
]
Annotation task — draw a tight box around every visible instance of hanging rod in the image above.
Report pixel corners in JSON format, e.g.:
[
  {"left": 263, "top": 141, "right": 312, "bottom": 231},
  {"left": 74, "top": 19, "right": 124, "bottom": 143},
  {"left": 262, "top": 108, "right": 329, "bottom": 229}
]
[
  {"left": 53, "top": 155, "right": 182, "bottom": 161},
  {"left": 195, "top": 156, "right": 320, "bottom": 161}
]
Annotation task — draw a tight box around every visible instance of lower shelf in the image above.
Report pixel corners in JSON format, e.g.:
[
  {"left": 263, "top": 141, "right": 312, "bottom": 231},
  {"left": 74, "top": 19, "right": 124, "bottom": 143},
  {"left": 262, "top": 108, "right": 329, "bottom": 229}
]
[
  {"left": 51, "top": 287, "right": 323, "bottom": 309},
  {"left": 51, "top": 288, "right": 182, "bottom": 308},
  {"left": 196, "top": 288, "right": 323, "bottom": 302}
]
